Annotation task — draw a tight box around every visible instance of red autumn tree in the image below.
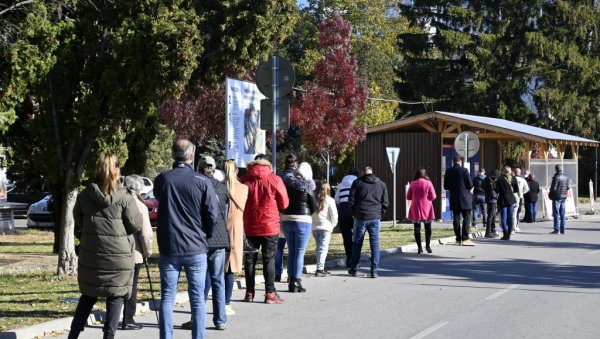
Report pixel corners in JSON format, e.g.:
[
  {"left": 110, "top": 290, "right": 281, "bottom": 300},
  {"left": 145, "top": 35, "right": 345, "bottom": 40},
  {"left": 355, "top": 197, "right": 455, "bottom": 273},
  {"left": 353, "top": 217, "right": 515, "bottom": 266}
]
[{"left": 291, "top": 14, "right": 368, "bottom": 159}]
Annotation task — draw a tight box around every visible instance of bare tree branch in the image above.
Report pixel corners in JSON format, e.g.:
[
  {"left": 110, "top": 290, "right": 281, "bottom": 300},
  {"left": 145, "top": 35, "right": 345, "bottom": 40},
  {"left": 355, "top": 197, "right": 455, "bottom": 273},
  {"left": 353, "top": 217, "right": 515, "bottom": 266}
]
[{"left": 0, "top": 0, "right": 35, "bottom": 17}]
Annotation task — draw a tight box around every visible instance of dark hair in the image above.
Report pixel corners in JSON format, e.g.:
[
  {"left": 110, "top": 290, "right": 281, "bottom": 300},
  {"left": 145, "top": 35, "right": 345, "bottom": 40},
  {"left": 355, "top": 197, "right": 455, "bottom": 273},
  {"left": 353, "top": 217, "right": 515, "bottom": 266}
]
[
  {"left": 254, "top": 153, "right": 268, "bottom": 161},
  {"left": 346, "top": 168, "right": 359, "bottom": 176},
  {"left": 285, "top": 154, "right": 298, "bottom": 168},
  {"left": 413, "top": 167, "right": 429, "bottom": 180},
  {"left": 453, "top": 156, "right": 463, "bottom": 164}
]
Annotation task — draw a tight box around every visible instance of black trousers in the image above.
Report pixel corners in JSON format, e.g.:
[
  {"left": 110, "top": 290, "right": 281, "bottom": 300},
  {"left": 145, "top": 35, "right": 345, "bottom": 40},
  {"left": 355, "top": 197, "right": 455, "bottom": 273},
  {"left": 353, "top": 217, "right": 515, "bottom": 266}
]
[
  {"left": 452, "top": 209, "right": 472, "bottom": 241},
  {"left": 244, "top": 235, "right": 278, "bottom": 293},
  {"left": 123, "top": 263, "right": 142, "bottom": 324},
  {"left": 338, "top": 202, "right": 354, "bottom": 267},
  {"left": 69, "top": 294, "right": 125, "bottom": 339},
  {"left": 486, "top": 203, "right": 497, "bottom": 234}
]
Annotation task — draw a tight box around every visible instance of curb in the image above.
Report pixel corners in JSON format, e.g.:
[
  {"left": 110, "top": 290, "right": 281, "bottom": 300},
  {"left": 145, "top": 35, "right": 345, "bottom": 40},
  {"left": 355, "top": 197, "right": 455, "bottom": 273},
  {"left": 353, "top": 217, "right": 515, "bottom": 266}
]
[{"left": 0, "top": 231, "right": 483, "bottom": 339}]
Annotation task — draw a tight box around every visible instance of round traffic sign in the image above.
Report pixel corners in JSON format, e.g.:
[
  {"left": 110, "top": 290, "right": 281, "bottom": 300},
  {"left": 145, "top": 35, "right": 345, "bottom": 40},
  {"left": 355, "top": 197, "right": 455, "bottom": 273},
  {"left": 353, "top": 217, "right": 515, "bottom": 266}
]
[
  {"left": 454, "top": 131, "right": 480, "bottom": 158},
  {"left": 255, "top": 56, "right": 295, "bottom": 99}
]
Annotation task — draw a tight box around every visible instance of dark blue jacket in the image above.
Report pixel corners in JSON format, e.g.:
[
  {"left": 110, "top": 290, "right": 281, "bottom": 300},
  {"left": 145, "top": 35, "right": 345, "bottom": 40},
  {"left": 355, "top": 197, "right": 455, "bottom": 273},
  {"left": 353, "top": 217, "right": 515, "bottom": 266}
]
[
  {"left": 444, "top": 163, "right": 473, "bottom": 211},
  {"left": 154, "top": 162, "right": 220, "bottom": 256}
]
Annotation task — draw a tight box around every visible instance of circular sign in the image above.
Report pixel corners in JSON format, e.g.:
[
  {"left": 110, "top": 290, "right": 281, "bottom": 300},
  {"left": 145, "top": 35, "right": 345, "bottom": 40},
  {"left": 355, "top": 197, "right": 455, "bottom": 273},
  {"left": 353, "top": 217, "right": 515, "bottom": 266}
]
[
  {"left": 454, "top": 131, "right": 480, "bottom": 158},
  {"left": 255, "top": 56, "right": 295, "bottom": 99}
]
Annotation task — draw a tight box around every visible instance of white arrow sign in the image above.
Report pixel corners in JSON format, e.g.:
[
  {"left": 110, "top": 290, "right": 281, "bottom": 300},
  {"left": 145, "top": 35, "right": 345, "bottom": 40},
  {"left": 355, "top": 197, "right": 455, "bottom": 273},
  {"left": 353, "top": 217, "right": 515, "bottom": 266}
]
[{"left": 386, "top": 147, "right": 400, "bottom": 172}]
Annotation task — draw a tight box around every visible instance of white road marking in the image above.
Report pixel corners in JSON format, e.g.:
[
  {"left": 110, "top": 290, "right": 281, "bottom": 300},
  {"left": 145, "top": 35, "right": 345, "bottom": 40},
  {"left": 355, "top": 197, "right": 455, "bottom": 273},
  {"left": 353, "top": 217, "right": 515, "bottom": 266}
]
[
  {"left": 410, "top": 321, "right": 449, "bottom": 339},
  {"left": 588, "top": 250, "right": 600, "bottom": 255},
  {"left": 485, "top": 284, "right": 521, "bottom": 301}
]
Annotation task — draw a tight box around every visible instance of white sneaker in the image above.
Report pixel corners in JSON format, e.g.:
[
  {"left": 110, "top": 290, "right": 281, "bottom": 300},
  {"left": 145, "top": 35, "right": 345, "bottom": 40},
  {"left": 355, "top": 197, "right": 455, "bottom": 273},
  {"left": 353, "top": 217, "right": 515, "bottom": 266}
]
[
  {"left": 514, "top": 226, "right": 521, "bottom": 232},
  {"left": 225, "top": 305, "right": 235, "bottom": 316},
  {"left": 511, "top": 230, "right": 515, "bottom": 235}
]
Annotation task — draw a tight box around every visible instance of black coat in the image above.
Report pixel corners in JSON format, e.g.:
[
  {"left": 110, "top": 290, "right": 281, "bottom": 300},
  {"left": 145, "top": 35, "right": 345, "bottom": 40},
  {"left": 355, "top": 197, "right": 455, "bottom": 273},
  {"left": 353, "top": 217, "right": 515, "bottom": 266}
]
[
  {"left": 524, "top": 179, "right": 540, "bottom": 203},
  {"left": 349, "top": 174, "right": 389, "bottom": 220},
  {"left": 496, "top": 175, "right": 516, "bottom": 207},
  {"left": 206, "top": 177, "right": 230, "bottom": 250},
  {"left": 483, "top": 171, "right": 500, "bottom": 204},
  {"left": 282, "top": 176, "right": 317, "bottom": 216},
  {"left": 443, "top": 164, "right": 473, "bottom": 211},
  {"left": 549, "top": 171, "right": 570, "bottom": 200}
]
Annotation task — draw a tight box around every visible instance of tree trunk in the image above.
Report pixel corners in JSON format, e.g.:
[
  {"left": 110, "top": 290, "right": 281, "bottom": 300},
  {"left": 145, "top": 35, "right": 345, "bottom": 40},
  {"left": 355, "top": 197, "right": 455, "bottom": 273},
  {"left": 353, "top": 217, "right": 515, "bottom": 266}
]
[{"left": 57, "top": 188, "right": 78, "bottom": 276}]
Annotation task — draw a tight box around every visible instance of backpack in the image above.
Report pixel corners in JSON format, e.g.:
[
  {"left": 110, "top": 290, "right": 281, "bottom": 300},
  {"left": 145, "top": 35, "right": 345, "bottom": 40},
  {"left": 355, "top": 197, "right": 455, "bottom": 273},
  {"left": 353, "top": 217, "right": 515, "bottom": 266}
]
[{"left": 484, "top": 176, "right": 498, "bottom": 201}]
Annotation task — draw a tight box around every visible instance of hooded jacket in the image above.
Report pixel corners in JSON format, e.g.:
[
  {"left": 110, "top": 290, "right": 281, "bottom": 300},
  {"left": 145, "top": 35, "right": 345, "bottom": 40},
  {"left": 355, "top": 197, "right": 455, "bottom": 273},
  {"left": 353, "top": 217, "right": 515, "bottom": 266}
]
[
  {"left": 335, "top": 174, "right": 357, "bottom": 204},
  {"left": 241, "top": 159, "right": 289, "bottom": 236},
  {"left": 349, "top": 174, "right": 389, "bottom": 220},
  {"left": 74, "top": 183, "right": 142, "bottom": 298},
  {"left": 154, "top": 162, "right": 220, "bottom": 256}
]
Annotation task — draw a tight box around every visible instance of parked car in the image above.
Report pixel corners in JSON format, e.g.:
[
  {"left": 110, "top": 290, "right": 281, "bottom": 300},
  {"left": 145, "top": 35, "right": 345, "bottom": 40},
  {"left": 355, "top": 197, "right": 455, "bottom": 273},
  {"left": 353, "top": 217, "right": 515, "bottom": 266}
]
[
  {"left": 8, "top": 182, "right": 51, "bottom": 218},
  {"left": 143, "top": 190, "right": 158, "bottom": 227},
  {"left": 26, "top": 195, "right": 54, "bottom": 229},
  {"left": 140, "top": 176, "right": 153, "bottom": 196}
]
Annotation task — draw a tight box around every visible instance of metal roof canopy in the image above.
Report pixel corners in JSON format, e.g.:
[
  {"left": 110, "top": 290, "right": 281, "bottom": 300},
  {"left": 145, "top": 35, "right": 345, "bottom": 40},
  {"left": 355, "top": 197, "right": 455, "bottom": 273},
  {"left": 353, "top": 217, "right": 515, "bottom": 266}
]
[{"left": 368, "top": 111, "right": 599, "bottom": 147}]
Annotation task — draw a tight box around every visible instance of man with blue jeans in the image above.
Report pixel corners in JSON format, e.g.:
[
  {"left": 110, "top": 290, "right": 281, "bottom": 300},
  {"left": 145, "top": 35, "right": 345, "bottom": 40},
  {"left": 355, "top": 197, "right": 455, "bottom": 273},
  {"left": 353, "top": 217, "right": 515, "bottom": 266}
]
[
  {"left": 549, "top": 164, "right": 570, "bottom": 234},
  {"left": 348, "top": 166, "right": 388, "bottom": 279},
  {"left": 154, "top": 139, "right": 220, "bottom": 339}
]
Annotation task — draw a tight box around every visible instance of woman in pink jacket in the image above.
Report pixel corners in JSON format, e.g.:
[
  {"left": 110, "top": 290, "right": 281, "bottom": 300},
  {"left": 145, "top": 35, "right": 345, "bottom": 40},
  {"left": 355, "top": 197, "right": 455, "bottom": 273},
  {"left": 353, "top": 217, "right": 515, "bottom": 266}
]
[{"left": 407, "top": 167, "right": 437, "bottom": 253}]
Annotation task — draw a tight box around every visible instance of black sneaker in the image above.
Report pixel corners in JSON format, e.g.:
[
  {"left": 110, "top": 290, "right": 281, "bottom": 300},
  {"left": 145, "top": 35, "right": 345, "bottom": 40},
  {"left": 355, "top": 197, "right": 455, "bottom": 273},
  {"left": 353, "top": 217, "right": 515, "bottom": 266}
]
[
  {"left": 370, "top": 272, "right": 378, "bottom": 279},
  {"left": 348, "top": 268, "right": 357, "bottom": 277},
  {"left": 315, "top": 270, "right": 327, "bottom": 277},
  {"left": 550, "top": 230, "right": 559, "bottom": 234},
  {"left": 274, "top": 274, "right": 281, "bottom": 282}
]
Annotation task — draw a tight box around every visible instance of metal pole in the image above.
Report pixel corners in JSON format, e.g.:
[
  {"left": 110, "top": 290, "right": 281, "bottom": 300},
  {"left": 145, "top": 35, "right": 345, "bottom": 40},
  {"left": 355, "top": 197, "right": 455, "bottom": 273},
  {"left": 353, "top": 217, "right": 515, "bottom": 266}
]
[
  {"left": 272, "top": 56, "right": 278, "bottom": 173},
  {"left": 326, "top": 151, "right": 330, "bottom": 184},
  {"left": 393, "top": 158, "right": 397, "bottom": 227}
]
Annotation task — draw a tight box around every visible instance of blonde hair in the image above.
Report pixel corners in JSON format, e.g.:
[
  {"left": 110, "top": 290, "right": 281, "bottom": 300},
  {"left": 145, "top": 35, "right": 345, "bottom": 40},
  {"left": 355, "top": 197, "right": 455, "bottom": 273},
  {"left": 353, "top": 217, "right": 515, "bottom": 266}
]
[
  {"left": 502, "top": 166, "right": 513, "bottom": 183},
  {"left": 316, "top": 180, "right": 331, "bottom": 213},
  {"left": 224, "top": 159, "right": 239, "bottom": 195},
  {"left": 95, "top": 153, "right": 121, "bottom": 195}
]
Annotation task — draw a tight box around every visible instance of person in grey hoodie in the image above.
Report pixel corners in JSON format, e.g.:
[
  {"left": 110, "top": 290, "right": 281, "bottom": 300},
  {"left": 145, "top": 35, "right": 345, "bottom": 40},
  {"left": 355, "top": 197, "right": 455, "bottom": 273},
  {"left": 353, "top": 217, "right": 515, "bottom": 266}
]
[{"left": 334, "top": 168, "right": 359, "bottom": 268}]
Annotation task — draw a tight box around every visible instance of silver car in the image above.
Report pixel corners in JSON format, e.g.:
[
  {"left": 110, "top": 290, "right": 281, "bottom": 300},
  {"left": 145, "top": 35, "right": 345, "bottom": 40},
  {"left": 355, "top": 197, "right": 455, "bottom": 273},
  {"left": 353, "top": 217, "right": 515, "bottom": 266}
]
[{"left": 26, "top": 195, "right": 53, "bottom": 229}]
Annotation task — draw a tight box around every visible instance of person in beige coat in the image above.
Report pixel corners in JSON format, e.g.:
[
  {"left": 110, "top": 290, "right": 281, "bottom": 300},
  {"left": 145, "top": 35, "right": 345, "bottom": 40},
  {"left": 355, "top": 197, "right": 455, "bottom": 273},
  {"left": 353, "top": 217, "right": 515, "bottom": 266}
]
[
  {"left": 223, "top": 159, "right": 248, "bottom": 315},
  {"left": 121, "top": 175, "right": 153, "bottom": 330}
]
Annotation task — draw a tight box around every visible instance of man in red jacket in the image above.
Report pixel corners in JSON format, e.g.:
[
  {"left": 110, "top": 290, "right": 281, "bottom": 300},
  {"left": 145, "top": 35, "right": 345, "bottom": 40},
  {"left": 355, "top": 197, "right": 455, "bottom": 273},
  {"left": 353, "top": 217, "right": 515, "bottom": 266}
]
[{"left": 240, "top": 155, "right": 289, "bottom": 304}]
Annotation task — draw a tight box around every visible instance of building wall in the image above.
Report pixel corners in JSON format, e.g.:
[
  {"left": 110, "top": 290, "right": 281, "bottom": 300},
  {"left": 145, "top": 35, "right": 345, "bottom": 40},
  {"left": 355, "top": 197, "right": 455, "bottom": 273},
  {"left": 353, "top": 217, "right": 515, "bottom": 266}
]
[{"left": 355, "top": 132, "right": 442, "bottom": 221}]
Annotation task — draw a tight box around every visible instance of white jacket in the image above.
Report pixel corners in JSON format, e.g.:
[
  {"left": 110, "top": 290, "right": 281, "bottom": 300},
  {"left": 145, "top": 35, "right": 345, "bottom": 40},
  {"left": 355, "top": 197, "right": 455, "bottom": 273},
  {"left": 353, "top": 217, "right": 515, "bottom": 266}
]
[{"left": 312, "top": 196, "right": 339, "bottom": 232}]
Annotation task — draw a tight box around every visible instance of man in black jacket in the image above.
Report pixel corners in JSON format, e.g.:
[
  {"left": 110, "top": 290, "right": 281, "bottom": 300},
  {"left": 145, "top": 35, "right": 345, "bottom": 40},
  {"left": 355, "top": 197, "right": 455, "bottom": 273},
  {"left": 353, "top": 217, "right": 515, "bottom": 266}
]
[
  {"left": 483, "top": 169, "right": 501, "bottom": 238},
  {"left": 471, "top": 168, "right": 487, "bottom": 228},
  {"left": 348, "top": 166, "right": 388, "bottom": 278},
  {"left": 549, "top": 164, "right": 570, "bottom": 234},
  {"left": 154, "top": 139, "right": 220, "bottom": 339},
  {"left": 444, "top": 156, "right": 475, "bottom": 246}
]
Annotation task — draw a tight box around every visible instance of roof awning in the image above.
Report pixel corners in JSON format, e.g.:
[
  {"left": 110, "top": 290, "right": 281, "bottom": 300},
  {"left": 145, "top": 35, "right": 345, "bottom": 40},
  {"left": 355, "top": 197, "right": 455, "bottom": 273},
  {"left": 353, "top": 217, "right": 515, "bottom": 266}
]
[{"left": 367, "top": 111, "right": 599, "bottom": 147}]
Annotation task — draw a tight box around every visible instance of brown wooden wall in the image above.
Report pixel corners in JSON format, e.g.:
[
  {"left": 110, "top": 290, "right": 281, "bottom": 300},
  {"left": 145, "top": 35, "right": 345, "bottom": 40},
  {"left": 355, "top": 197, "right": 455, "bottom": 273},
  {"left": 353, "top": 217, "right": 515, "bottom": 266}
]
[{"left": 355, "top": 132, "right": 442, "bottom": 221}]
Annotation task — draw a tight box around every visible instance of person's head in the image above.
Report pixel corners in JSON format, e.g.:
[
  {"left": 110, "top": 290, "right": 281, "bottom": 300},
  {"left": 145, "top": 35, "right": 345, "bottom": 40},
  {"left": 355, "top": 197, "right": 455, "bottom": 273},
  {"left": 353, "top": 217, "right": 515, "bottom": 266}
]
[
  {"left": 347, "top": 168, "right": 359, "bottom": 177},
  {"left": 528, "top": 172, "right": 536, "bottom": 180},
  {"left": 224, "top": 159, "right": 239, "bottom": 194},
  {"left": 285, "top": 154, "right": 298, "bottom": 169},
  {"left": 123, "top": 174, "right": 144, "bottom": 195},
  {"left": 295, "top": 162, "right": 313, "bottom": 180},
  {"left": 514, "top": 167, "right": 521, "bottom": 176},
  {"left": 254, "top": 153, "right": 267, "bottom": 161},
  {"left": 555, "top": 164, "right": 562, "bottom": 173},
  {"left": 413, "top": 167, "right": 429, "bottom": 180},
  {"left": 502, "top": 166, "right": 512, "bottom": 178},
  {"left": 316, "top": 180, "right": 331, "bottom": 213},
  {"left": 479, "top": 168, "right": 485, "bottom": 175},
  {"left": 453, "top": 156, "right": 463, "bottom": 165},
  {"left": 197, "top": 155, "right": 216, "bottom": 177},
  {"left": 172, "top": 138, "right": 195, "bottom": 164},
  {"left": 364, "top": 166, "right": 373, "bottom": 175},
  {"left": 95, "top": 153, "right": 121, "bottom": 195},
  {"left": 491, "top": 169, "right": 501, "bottom": 178}
]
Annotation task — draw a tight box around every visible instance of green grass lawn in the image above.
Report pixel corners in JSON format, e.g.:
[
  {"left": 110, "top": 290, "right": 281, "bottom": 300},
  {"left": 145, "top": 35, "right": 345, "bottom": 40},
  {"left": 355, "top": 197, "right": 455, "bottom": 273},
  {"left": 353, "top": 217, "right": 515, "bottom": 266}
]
[{"left": 0, "top": 226, "right": 454, "bottom": 331}]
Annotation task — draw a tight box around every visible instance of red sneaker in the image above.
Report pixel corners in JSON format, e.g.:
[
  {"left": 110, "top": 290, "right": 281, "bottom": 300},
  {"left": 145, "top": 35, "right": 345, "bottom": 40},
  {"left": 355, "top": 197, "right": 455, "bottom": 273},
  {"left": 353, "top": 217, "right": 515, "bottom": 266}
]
[{"left": 264, "top": 291, "right": 285, "bottom": 304}]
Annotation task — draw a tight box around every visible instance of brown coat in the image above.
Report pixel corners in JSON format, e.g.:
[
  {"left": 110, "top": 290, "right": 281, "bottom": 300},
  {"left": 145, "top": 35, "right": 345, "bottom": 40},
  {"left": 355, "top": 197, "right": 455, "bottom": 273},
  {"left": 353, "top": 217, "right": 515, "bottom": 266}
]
[{"left": 226, "top": 181, "right": 248, "bottom": 273}]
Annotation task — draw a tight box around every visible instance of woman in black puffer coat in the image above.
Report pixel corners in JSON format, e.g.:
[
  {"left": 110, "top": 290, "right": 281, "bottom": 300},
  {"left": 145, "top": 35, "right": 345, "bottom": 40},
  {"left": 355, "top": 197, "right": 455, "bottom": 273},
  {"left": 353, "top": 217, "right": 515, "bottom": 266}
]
[{"left": 496, "top": 166, "right": 516, "bottom": 240}]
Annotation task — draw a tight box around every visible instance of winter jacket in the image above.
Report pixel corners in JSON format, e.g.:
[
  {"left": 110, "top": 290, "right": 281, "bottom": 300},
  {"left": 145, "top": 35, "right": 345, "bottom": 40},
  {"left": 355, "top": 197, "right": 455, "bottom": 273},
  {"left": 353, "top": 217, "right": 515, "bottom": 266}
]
[
  {"left": 496, "top": 175, "right": 516, "bottom": 207},
  {"left": 349, "top": 174, "right": 389, "bottom": 220},
  {"left": 312, "top": 196, "right": 339, "bottom": 233},
  {"left": 406, "top": 178, "right": 436, "bottom": 221},
  {"left": 132, "top": 198, "right": 153, "bottom": 264},
  {"left": 443, "top": 164, "right": 473, "bottom": 211},
  {"left": 473, "top": 174, "right": 486, "bottom": 197},
  {"left": 154, "top": 162, "right": 220, "bottom": 256},
  {"left": 241, "top": 159, "right": 289, "bottom": 237},
  {"left": 282, "top": 176, "right": 317, "bottom": 216},
  {"left": 524, "top": 179, "right": 540, "bottom": 203},
  {"left": 335, "top": 174, "right": 357, "bottom": 204},
  {"left": 483, "top": 170, "right": 500, "bottom": 204},
  {"left": 74, "top": 183, "right": 142, "bottom": 298},
  {"left": 206, "top": 177, "right": 230, "bottom": 250},
  {"left": 549, "top": 171, "right": 570, "bottom": 201},
  {"left": 226, "top": 181, "right": 248, "bottom": 273}
]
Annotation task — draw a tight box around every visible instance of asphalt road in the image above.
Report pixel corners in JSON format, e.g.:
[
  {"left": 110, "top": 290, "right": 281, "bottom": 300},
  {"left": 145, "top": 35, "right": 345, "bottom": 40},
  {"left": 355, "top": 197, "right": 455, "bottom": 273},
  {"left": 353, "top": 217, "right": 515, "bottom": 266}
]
[{"left": 44, "top": 219, "right": 600, "bottom": 339}]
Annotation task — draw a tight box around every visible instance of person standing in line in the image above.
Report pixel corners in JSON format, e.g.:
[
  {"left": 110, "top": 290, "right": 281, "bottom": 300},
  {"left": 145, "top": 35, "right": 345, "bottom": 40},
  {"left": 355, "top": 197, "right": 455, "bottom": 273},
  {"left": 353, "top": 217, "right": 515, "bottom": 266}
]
[
  {"left": 223, "top": 159, "right": 248, "bottom": 315},
  {"left": 512, "top": 168, "right": 529, "bottom": 232},
  {"left": 471, "top": 168, "right": 487, "bottom": 228},
  {"left": 69, "top": 154, "right": 142, "bottom": 339},
  {"left": 406, "top": 167, "right": 437, "bottom": 254},
  {"left": 241, "top": 155, "right": 289, "bottom": 303},
  {"left": 348, "top": 166, "right": 389, "bottom": 278},
  {"left": 524, "top": 173, "right": 540, "bottom": 223},
  {"left": 549, "top": 164, "right": 570, "bottom": 234},
  {"left": 483, "top": 169, "right": 501, "bottom": 238},
  {"left": 121, "top": 175, "right": 153, "bottom": 331},
  {"left": 274, "top": 154, "right": 297, "bottom": 282},
  {"left": 312, "top": 180, "right": 338, "bottom": 276},
  {"left": 497, "top": 166, "right": 516, "bottom": 240},
  {"left": 281, "top": 162, "right": 317, "bottom": 292},
  {"left": 443, "top": 156, "right": 475, "bottom": 246},
  {"left": 154, "top": 139, "right": 220, "bottom": 339},
  {"left": 335, "top": 168, "right": 359, "bottom": 268}
]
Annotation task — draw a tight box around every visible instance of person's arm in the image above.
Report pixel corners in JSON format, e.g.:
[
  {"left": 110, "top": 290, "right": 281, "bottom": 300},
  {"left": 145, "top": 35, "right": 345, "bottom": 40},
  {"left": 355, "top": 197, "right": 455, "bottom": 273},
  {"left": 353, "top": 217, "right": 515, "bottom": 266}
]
[
  {"left": 122, "top": 196, "right": 143, "bottom": 235},
  {"left": 334, "top": 184, "right": 341, "bottom": 204},
  {"left": 73, "top": 193, "right": 83, "bottom": 240},
  {"left": 201, "top": 180, "right": 219, "bottom": 238},
  {"left": 428, "top": 181, "right": 437, "bottom": 201},
  {"left": 381, "top": 183, "right": 389, "bottom": 215},
  {"left": 464, "top": 169, "right": 473, "bottom": 190},
  {"left": 328, "top": 198, "right": 338, "bottom": 228},
  {"left": 307, "top": 190, "right": 318, "bottom": 215},
  {"left": 348, "top": 181, "right": 357, "bottom": 215},
  {"left": 140, "top": 207, "right": 153, "bottom": 258}
]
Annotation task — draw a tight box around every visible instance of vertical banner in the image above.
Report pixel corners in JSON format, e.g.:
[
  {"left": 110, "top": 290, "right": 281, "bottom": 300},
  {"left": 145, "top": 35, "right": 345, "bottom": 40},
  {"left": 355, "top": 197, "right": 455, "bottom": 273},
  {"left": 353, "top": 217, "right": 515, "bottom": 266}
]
[{"left": 225, "top": 78, "right": 266, "bottom": 168}]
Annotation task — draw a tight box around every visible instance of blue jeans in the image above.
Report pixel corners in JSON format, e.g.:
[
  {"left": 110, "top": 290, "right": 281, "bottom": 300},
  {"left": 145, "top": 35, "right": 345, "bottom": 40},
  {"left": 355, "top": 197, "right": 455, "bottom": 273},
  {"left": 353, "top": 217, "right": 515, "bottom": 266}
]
[
  {"left": 159, "top": 254, "right": 207, "bottom": 339},
  {"left": 283, "top": 221, "right": 311, "bottom": 279},
  {"left": 552, "top": 200, "right": 566, "bottom": 233},
  {"left": 225, "top": 272, "right": 234, "bottom": 305},
  {"left": 527, "top": 202, "right": 537, "bottom": 222},
  {"left": 204, "top": 248, "right": 226, "bottom": 327},
  {"left": 312, "top": 230, "right": 332, "bottom": 271},
  {"left": 350, "top": 219, "right": 380, "bottom": 273},
  {"left": 500, "top": 205, "right": 514, "bottom": 235},
  {"left": 274, "top": 237, "right": 287, "bottom": 276}
]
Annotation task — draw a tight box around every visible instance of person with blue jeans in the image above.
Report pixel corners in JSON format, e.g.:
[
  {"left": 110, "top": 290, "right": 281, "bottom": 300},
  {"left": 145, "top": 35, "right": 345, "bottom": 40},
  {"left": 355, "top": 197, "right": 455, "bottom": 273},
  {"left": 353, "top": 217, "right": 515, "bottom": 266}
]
[
  {"left": 154, "top": 139, "right": 220, "bottom": 339},
  {"left": 348, "top": 166, "right": 388, "bottom": 278},
  {"left": 282, "top": 162, "right": 317, "bottom": 292},
  {"left": 496, "top": 166, "right": 516, "bottom": 240},
  {"left": 312, "top": 181, "right": 338, "bottom": 276},
  {"left": 549, "top": 164, "right": 570, "bottom": 234}
]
